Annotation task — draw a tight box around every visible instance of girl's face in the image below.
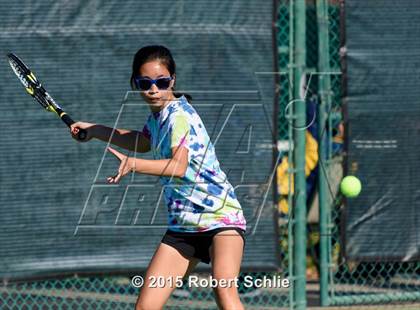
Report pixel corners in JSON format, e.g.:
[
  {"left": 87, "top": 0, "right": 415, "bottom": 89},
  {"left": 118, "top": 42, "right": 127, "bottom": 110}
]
[{"left": 138, "top": 60, "right": 176, "bottom": 111}]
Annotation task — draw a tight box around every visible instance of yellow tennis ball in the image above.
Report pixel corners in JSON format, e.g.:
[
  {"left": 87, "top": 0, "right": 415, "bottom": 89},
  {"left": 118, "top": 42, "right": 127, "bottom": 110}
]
[{"left": 340, "top": 176, "right": 361, "bottom": 198}]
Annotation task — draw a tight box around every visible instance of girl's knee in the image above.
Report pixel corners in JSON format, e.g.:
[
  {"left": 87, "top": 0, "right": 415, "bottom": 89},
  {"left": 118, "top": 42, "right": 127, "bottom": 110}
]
[
  {"left": 135, "top": 300, "right": 145, "bottom": 310},
  {"left": 214, "top": 284, "right": 238, "bottom": 294},
  {"left": 135, "top": 299, "right": 158, "bottom": 310},
  {"left": 213, "top": 286, "right": 244, "bottom": 310},
  {"left": 136, "top": 295, "right": 164, "bottom": 310},
  {"left": 213, "top": 282, "right": 241, "bottom": 301}
]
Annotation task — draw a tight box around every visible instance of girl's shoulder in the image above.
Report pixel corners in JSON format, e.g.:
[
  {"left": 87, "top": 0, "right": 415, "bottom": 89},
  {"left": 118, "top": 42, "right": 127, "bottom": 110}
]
[
  {"left": 167, "top": 97, "right": 196, "bottom": 120},
  {"left": 177, "top": 96, "right": 196, "bottom": 116}
]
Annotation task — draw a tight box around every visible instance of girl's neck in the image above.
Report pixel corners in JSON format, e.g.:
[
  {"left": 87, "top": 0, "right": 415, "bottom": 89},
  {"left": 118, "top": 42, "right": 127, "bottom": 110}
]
[{"left": 151, "top": 93, "right": 176, "bottom": 113}]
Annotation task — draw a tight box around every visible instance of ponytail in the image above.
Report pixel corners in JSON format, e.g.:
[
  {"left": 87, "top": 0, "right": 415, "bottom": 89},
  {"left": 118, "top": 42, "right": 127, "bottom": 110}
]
[{"left": 173, "top": 89, "right": 193, "bottom": 103}]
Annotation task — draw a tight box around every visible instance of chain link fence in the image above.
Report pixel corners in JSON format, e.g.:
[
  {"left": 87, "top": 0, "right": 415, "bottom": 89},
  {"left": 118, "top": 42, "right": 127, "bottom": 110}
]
[
  {"left": 306, "top": 0, "right": 420, "bottom": 307},
  {"left": 278, "top": 0, "right": 420, "bottom": 308},
  {"left": 1, "top": 272, "right": 291, "bottom": 309}
]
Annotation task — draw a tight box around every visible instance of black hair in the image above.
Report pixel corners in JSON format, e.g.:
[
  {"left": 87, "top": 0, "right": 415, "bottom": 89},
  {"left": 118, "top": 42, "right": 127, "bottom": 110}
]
[{"left": 130, "top": 45, "right": 192, "bottom": 102}]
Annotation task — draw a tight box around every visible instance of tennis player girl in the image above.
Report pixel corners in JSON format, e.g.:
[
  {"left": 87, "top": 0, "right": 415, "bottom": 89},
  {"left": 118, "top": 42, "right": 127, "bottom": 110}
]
[{"left": 71, "top": 45, "right": 247, "bottom": 310}]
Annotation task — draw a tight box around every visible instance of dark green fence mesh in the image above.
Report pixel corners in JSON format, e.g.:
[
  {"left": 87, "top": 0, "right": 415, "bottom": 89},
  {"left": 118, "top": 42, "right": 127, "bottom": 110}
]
[{"left": 277, "top": 3, "right": 290, "bottom": 141}]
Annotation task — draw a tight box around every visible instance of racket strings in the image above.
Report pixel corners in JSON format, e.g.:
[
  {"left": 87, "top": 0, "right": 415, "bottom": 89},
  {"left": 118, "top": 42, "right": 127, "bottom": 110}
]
[
  {"left": 8, "top": 53, "right": 60, "bottom": 113},
  {"left": 9, "top": 60, "right": 30, "bottom": 88}
]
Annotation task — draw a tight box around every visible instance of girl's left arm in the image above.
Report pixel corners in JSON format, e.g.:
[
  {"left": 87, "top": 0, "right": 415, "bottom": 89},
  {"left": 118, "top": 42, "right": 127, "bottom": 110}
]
[
  {"left": 106, "top": 145, "right": 188, "bottom": 184},
  {"left": 106, "top": 113, "right": 190, "bottom": 183},
  {"left": 132, "top": 145, "right": 188, "bottom": 178},
  {"left": 133, "top": 113, "right": 191, "bottom": 178}
]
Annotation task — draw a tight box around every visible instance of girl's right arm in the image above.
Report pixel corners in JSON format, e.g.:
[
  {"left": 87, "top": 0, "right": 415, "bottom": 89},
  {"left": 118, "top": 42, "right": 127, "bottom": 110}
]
[{"left": 70, "top": 121, "right": 150, "bottom": 153}]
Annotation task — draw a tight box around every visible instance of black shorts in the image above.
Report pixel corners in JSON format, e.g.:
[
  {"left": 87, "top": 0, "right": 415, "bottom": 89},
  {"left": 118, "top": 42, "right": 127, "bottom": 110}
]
[{"left": 161, "top": 227, "right": 246, "bottom": 264}]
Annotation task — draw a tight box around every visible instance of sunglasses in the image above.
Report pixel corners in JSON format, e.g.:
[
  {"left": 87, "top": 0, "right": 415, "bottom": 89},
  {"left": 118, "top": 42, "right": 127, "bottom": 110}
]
[{"left": 134, "top": 76, "right": 173, "bottom": 91}]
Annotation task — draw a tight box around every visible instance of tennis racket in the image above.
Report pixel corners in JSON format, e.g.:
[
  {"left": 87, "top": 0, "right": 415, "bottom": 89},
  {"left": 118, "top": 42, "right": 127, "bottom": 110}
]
[{"left": 7, "top": 53, "right": 87, "bottom": 140}]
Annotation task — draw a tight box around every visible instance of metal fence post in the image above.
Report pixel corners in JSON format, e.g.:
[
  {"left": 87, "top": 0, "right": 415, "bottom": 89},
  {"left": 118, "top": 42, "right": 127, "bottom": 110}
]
[
  {"left": 316, "top": 0, "right": 332, "bottom": 306},
  {"left": 291, "top": 0, "right": 307, "bottom": 308}
]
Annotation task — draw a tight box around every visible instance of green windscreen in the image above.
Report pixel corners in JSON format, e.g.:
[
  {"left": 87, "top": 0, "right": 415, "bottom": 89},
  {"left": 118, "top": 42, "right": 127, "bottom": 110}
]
[
  {"left": 0, "top": 0, "right": 279, "bottom": 280},
  {"left": 344, "top": 0, "right": 420, "bottom": 261}
]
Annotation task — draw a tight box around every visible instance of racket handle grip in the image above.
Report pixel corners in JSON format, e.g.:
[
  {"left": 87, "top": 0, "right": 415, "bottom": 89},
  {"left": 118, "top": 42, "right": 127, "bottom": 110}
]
[{"left": 61, "top": 113, "right": 88, "bottom": 141}]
